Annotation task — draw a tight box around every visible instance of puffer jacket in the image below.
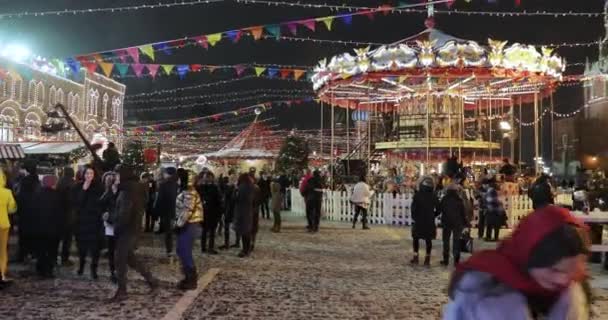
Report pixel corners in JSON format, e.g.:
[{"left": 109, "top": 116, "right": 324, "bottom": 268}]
[
  {"left": 444, "top": 271, "right": 589, "bottom": 320},
  {"left": 175, "top": 188, "right": 203, "bottom": 228},
  {"left": 0, "top": 171, "right": 16, "bottom": 229}
]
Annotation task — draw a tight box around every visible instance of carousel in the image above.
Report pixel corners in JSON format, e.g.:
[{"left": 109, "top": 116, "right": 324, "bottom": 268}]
[{"left": 311, "top": 8, "right": 564, "bottom": 178}]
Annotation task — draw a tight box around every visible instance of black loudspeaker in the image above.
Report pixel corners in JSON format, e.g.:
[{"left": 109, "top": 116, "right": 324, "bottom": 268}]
[{"left": 341, "top": 159, "right": 367, "bottom": 178}]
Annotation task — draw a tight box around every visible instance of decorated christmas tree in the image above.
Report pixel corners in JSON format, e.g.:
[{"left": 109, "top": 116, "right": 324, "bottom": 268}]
[
  {"left": 275, "top": 135, "right": 310, "bottom": 174},
  {"left": 122, "top": 140, "right": 146, "bottom": 175}
]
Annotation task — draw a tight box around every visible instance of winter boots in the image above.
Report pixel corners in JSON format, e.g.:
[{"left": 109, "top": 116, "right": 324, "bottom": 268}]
[
  {"left": 409, "top": 255, "right": 419, "bottom": 265},
  {"left": 411, "top": 255, "right": 431, "bottom": 267},
  {"left": 178, "top": 267, "right": 198, "bottom": 291}
]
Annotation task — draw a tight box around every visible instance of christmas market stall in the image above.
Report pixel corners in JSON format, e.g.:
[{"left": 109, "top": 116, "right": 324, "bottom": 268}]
[
  {"left": 311, "top": 14, "right": 565, "bottom": 179},
  {"left": 19, "top": 141, "right": 87, "bottom": 174},
  {"left": 204, "top": 121, "right": 283, "bottom": 174}
]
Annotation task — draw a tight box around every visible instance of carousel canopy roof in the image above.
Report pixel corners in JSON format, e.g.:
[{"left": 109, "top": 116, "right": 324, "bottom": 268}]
[
  {"left": 312, "top": 26, "right": 565, "bottom": 109},
  {"left": 204, "top": 121, "right": 281, "bottom": 159}
]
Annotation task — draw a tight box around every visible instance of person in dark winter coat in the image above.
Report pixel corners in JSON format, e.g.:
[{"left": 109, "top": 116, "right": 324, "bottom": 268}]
[
  {"left": 141, "top": 173, "right": 157, "bottom": 233},
  {"left": 257, "top": 172, "right": 271, "bottom": 219},
  {"left": 197, "top": 171, "right": 223, "bottom": 255},
  {"left": 31, "top": 175, "right": 62, "bottom": 278},
  {"left": 15, "top": 160, "right": 40, "bottom": 262},
  {"left": 154, "top": 167, "right": 178, "bottom": 257},
  {"left": 109, "top": 165, "right": 159, "bottom": 302},
  {"left": 56, "top": 167, "right": 76, "bottom": 266},
  {"left": 528, "top": 174, "right": 554, "bottom": 210},
  {"left": 102, "top": 142, "right": 121, "bottom": 172},
  {"left": 483, "top": 178, "right": 506, "bottom": 242},
  {"left": 410, "top": 176, "right": 439, "bottom": 266},
  {"left": 234, "top": 173, "right": 255, "bottom": 258},
  {"left": 219, "top": 172, "right": 238, "bottom": 250},
  {"left": 439, "top": 184, "right": 468, "bottom": 267},
  {"left": 74, "top": 165, "right": 104, "bottom": 279},
  {"left": 100, "top": 172, "right": 118, "bottom": 283},
  {"left": 305, "top": 170, "right": 324, "bottom": 233}
]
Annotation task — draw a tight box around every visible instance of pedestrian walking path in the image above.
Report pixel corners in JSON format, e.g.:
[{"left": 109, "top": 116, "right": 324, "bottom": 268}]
[{"left": 3, "top": 214, "right": 608, "bottom": 319}]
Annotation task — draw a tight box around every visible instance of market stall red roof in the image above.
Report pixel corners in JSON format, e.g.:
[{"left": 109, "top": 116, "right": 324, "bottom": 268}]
[{"left": 205, "top": 121, "right": 282, "bottom": 159}]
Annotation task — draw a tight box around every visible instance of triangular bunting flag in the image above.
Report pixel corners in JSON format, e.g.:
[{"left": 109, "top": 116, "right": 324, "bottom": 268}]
[
  {"left": 254, "top": 67, "right": 266, "bottom": 76},
  {"left": 147, "top": 64, "right": 160, "bottom": 78},
  {"left": 398, "top": 75, "right": 408, "bottom": 83},
  {"left": 234, "top": 65, "right": 247, "bottom": 76},
  {"left": 293, "top": 69, "right": 305, "bottom": 80},
  {"left": 248, "top": 26, "right": 264, "bottom": 40},
  {"left": 362, "top": 10, "right": 375, "bottom": 20},
  {"left": 226, "top": 30, "right": 242, "bottom": 43},
  {"left": 207, "top": 33, "right": 222, "bottom": 46},
  {"left": 139, "top": 45, "right": 155, "bottom": 61},
  {"left": 318, "top": 17, "right": 334, "bottom": 31},
  {"left": 115, "top": 64, "right": 129, "bottom": 77},
  {"left": 190, "top": 64, "right": 203, "bottom": 72},
  {"left": 286, "top": 23, "right": 298, "bottom": 35},
  {"left": 82, "top": 62, "right": 98, "bottom": 74},
  {"left": 92, "top": 54, "right": 103, "bottom": 63},
  {"left": 132, "top": 64, "right": 146, "bottom": 78},
  {"left": 50, "top": 59, "right": 66, "bottom": 76},
  {"left": 75, "top": 55, "right": 89, "bottom": 65},
  {"left": 192, "top": 36, "right": 208, "bottom": 49},
  {"left": 65, "top": 58, "right": 81, "bottom": 75},
  {"left": 169, "top": 39, "right": 186, "bottom": 48},
  {"left": 153, "top": 43, "right": 172, "bottom": 55},
  {"left": 341, "top": 15, "right": 353, "bottom": 25},
  {"left": 280, "top": 69, "right": 291, "bottom": 79},
  {"left": 299, "top": 20, "right": 316, "bottom": 32},
  {"left": 267, "top": 68, "right": 278, "bottom": 78},
  {"left": 99, "top": 62, "right": 114, "bottom": 77},
  {"left": 115, "top": 50, "right": 128, "bottom": 63},
  {"left": 177, "top": 65, "right": 189, "bottom": 79},
  {"left": 161, "top": 64, "right": 175, "bottom": 75},
  {"left": 126, "top": 47, "right": 140, "bottom": 63},
  {"left": 265, "top": 25, "right": 281, "bottom": 39}
]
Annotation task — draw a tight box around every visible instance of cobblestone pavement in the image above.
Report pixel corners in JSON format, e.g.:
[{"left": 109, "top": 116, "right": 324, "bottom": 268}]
[{"left": 3, "top": 214, "right": 608, "bottom": 319}]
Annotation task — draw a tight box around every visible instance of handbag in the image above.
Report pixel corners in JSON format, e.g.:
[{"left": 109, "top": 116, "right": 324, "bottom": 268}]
[{"left": 460, "top": 229, "right": 474, "bottom": 253}]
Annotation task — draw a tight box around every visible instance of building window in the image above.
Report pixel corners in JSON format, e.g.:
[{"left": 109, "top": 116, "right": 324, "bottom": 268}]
[
  {"left": 103, "top": 93, "right": 109, "bottom": 119},
  {"left": 28, "top": 80, "right": 36, "bottom": 104},
  {"left": 73, "top": 94, "right": 80, "bottom": 115},
  {"left": 35, "top": 82, "right": 45, "bottom": 106},
  {"left": 56, "top": 88, "right": 64, "bottom": 105},
  {"left": 112, "top": 97, "right": 121, "bottom": 122},
  {"left": 0, "top": 120, "right": 15, "bottom": 142},
  {"left": 49, "top": 86, "right": 56, "bottom": 106},
  {"left": 1, "top": 74, "right": 10, "bottom": 98},
  {"left": 14, "top": 78, "right": 22, "bottom": 101}
]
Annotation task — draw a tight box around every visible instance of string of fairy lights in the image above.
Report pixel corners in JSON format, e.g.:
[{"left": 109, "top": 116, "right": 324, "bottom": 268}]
[
  {"left": 0, "top": 0, "right": 224, "bottom": 19},
  {"left": 235, "top": 0, "right": 607, "bottom": 17},
  {"left": 125, "top": 88, "right": 313, "bottom": 104}
]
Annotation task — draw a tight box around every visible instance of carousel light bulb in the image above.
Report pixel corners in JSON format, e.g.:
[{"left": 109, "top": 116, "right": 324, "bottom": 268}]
[{"left": 499, "top": 120, "right": 512, "bottom": 131}]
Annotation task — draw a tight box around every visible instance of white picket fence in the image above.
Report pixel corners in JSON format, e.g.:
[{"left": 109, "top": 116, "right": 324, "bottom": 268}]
[{"left": 290, "top": 188, "right": 573, "bottom": 228}]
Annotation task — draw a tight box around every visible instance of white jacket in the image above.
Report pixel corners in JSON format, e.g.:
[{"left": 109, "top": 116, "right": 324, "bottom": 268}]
[{"left": 351, "top": 182, "right": 374, "bottom": 208}]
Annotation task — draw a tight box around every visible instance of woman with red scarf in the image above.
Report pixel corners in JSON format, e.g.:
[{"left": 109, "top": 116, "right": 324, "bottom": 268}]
[{"left": 443, "top": 205, "right": 591, "bottom": 319}]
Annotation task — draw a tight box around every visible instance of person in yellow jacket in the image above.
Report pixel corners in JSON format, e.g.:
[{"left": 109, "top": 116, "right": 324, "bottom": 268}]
[
  {"left": 0, "top": 169, "right": 17, "bottom": 286},
  {"left": 175, "top": 169, "right": 203, "bottom": 290}
]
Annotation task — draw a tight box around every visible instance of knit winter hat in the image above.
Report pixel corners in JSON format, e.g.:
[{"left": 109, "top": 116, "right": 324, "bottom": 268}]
[
  {"left": 164, "top": 167, "right": 177, "bottom": 176},
  {"left": 42, "top": 175, "right": 58, "bottom": 189},
  {"left": 527, "top": 224, "right": 589, "bottom": 270}
]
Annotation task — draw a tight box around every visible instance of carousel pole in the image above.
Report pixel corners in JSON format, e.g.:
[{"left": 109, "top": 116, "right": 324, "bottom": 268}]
[
  {"left": 459, "top": 97, "right": 464, "bottom": 160},
  {"left": 426, "top": 94, "right": 431, "bottom": 169},
  {"left": 448, "top": 97, "right": 453, "bottom": 156},
  {"left": 518, "top": 97, "right": 522, "bottom": 170},
  {"left": 346, "top": 107, "right": 350, "bottom": 157},
  {"left": 534, "top": 92, "right": 540, "bottom": 175},
  {"left": 330, "top": 94, "right": 335, "bottom": 187},
  {"left": 500, "top": 99, "right": 504, "bottom": 160},
  {"left": 489, "top": 98, "right": 493, "bottom": 163},
  {"left": 550, "top": 92, "right": 555, "bottom": 168},
  {"left": 367, "top": 104, "right": 372, "bottom": 176},
  {"left": 320, "top": 101, "right": 324, "bottom": 161},
  {"left": 510, "top": 98, "right": 515, "bottom": 164}
]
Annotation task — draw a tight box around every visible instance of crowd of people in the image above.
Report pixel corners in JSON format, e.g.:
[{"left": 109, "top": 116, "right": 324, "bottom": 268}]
[{"left": 0, "top": 154, "right": 295, "bottom": 301}]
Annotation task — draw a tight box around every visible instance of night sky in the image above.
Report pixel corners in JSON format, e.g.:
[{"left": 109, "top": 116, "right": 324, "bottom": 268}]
[{"left": 0, "top": 0, "right": 605, "bottom": 151}]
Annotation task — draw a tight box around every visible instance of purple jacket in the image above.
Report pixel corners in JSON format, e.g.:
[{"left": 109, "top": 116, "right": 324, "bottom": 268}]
[{"left": 443, "top": 271, "right": 589, "bottom": 320}]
